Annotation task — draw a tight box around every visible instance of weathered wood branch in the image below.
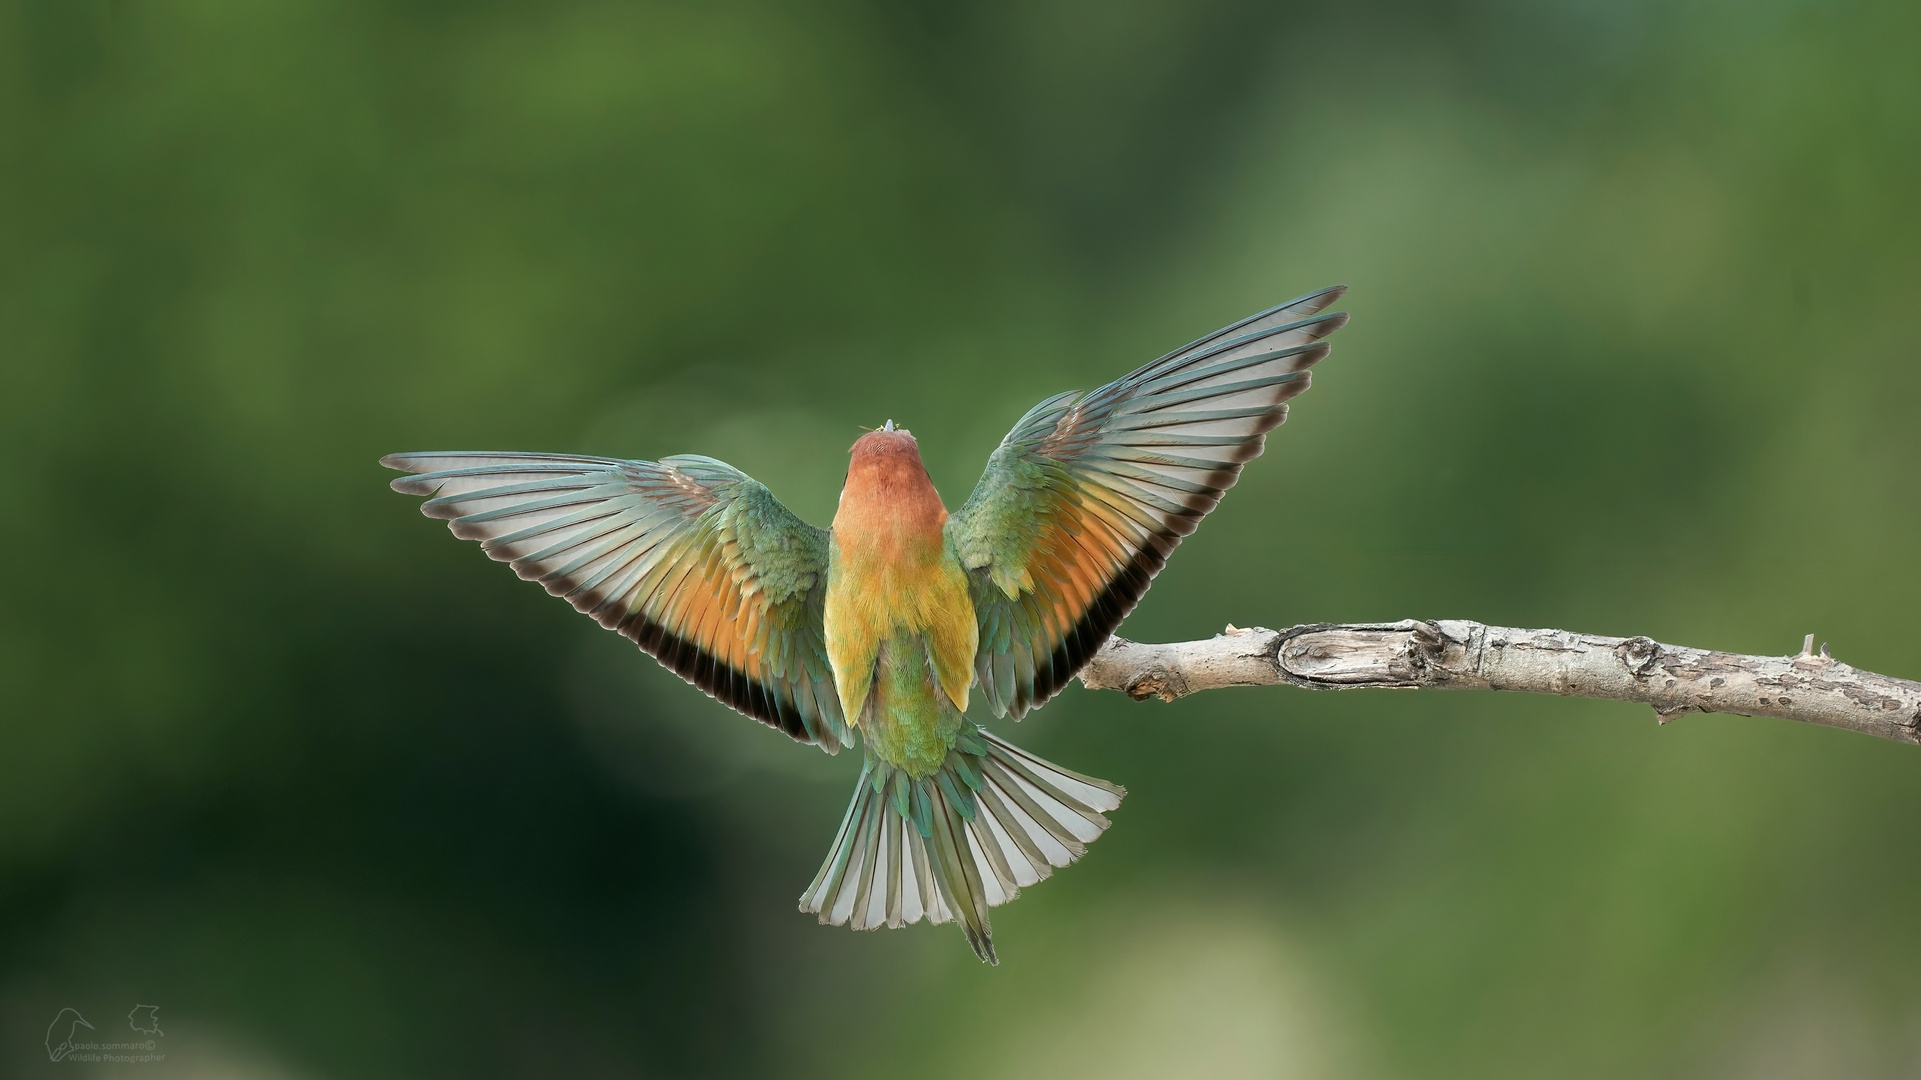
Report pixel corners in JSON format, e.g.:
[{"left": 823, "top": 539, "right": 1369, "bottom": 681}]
[{"left": 1078, "top": 621, "right": 1921, "bottom": 746}]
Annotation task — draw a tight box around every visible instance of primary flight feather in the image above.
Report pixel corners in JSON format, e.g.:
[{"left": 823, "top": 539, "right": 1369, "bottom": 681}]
[{"left": 384, "top": 285, "right": 1348, "bottom": 963}]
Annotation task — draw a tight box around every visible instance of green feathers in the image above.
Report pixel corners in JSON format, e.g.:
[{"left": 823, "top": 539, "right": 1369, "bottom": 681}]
[{"left": 853, "top": 629, "right": 966, "bottom": 779}]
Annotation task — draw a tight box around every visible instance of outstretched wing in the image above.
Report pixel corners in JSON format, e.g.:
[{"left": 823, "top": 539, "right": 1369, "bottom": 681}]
[
  {"left": 384, "top": 451, "right": 850, "bottom": 749},
  {"left": 949, "top": 286, "right": 1348, "bottom": 719}
]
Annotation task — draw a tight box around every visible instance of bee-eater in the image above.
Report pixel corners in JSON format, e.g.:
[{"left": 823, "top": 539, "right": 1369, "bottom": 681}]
[{"left": 384, "top": 286, "right": 1347, "bottom": 963}]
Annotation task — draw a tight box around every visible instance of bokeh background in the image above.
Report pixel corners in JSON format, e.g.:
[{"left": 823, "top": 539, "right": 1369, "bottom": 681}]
[{"left": 5, "top": 0, "right": 1921, "bottom": 1076}]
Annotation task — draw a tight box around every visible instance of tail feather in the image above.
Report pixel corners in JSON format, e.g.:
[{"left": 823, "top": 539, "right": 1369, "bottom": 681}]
[
  {"left": 799, "top": 726, "right": 1125, "bottom": 964},
  {"left": 928, "top": 790, "right": 996, "bottom": 962}
]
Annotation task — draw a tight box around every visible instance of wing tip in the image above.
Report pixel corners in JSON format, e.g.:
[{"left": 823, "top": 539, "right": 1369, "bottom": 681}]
[
  {"left": 383, "top": 452, "right": 447, "bottom": 493},
  {"left": 1300, "top": 283, "right": 1347, "bottom": 310}
]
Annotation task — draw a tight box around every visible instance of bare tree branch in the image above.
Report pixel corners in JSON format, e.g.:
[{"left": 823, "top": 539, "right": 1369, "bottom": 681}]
[{"left": 1078, "top": 621, "right": 1921, "bottom": 746}]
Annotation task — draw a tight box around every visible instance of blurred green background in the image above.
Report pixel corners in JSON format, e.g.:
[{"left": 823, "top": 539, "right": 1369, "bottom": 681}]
[{"left": 4, "top": 0, "right": 1920, "bottom": 1076}]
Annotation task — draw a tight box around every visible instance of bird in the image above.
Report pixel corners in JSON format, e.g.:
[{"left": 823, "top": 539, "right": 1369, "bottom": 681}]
[{"left": 383, "top": 285, "right": 1347, "bottom": 963}]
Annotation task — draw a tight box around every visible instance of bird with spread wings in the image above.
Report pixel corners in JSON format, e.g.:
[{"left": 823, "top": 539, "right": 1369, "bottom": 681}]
[{"left": 385, "top": 286, "right": 1347, "bottom": 962}]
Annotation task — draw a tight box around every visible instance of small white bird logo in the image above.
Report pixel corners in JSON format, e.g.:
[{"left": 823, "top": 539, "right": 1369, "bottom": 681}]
[{"left": 45, "top": 1007, "right": 93, "bottom": 1062}]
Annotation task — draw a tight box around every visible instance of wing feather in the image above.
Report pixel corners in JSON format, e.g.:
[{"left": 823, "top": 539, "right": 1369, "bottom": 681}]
[
  {"left": 385, "top": 450, "right": 850, "bottom": 748},
  {"left": 949, "top": 287, "right": 1348, "bottom": 718}
]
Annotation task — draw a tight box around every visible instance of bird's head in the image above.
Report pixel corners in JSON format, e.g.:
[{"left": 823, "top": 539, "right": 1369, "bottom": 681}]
[{"left": 839, "top": 420, "right": 943, "bottom": 523}]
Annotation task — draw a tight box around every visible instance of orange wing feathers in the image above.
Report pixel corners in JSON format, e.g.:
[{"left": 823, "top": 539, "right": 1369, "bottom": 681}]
[
  {"left": 950, "top": 287, "right": 1349, "bottom": 718},
  {"left": 385, "top": 451, "right": 849, "bottom": 747}
]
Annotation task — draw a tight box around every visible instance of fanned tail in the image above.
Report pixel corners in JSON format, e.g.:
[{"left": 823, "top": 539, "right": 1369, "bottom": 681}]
[{"left": 797, "top": 726, "right": 1124, "bottom": 964}]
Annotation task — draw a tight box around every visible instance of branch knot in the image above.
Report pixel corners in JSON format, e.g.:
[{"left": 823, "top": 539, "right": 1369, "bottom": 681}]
[{"left": 1617, "top": 636, "right": 1662, "bottom": 677}]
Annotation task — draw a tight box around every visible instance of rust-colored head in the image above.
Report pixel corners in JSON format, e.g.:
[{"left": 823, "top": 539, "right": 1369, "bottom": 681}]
[{"left": 836, "top": 421, "right": 946, "bottom": 539}]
